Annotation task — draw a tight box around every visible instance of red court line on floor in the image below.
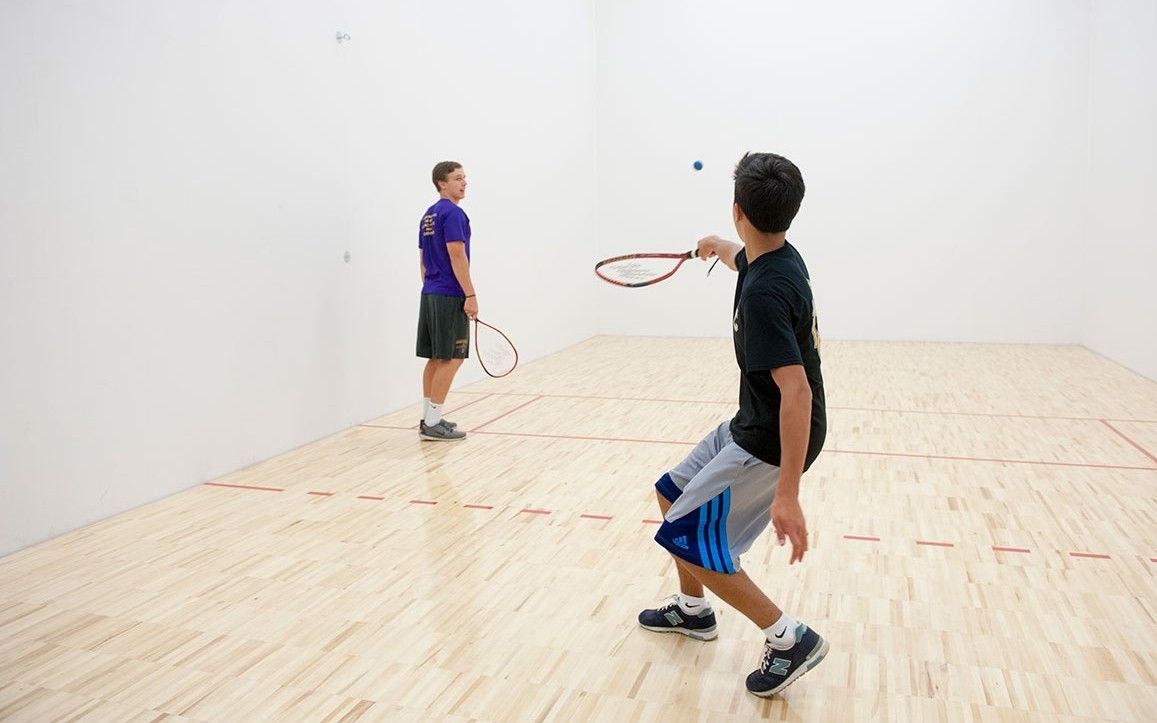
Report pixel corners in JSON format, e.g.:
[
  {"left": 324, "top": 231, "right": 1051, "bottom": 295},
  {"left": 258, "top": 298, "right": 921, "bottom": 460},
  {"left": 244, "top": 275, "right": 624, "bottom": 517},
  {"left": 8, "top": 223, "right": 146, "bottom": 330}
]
[
  {"left": 194, "top": 485, "right": 1157, "bottom": 562},
  {"left": 825, "top": 447, "right": 1156, "bottom": 472},
  {"left": 458, "top": 429, "right": 697, "bottom": 446},
  {"left": 494, "top": 391, "right": 734, "bottom": 406},
  {"left": 469, "top": 395, "right": 548, "bottom": 432},
  {"left": 1100, "top": 420, "right": 1157, "bottom": 464},
  {"left": 204, "top": 482, "right": 284, "bottom": 492},
  {"left": 327, "top": 422, "right": 688, "bottom": 445},
  {"left": 476, "top": 391, "right": 1157, "bottom": 425},
  {"left": 828, "top": 405, "right": 1139, "bottom": 423},
  {"left": 355, "top": 424, "right": 1154, "bottom": 470}
]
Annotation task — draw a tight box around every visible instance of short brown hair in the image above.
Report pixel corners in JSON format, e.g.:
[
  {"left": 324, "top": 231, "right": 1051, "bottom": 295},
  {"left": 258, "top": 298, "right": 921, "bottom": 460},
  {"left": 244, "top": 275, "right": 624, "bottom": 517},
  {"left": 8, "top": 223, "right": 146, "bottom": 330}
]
[{"left": 432, "top": 161, "right": 462, "bottom": 191}]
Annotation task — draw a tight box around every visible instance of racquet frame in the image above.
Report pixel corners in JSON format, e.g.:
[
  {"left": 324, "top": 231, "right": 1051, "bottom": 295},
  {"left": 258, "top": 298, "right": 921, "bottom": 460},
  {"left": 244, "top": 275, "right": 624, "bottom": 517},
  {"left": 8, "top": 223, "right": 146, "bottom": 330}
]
[
  {"left": 473, "top": 318, "right": 518, "bottom": 378},
  {"left": 593, "top": 249, "right": 701, "bottom": 288}
]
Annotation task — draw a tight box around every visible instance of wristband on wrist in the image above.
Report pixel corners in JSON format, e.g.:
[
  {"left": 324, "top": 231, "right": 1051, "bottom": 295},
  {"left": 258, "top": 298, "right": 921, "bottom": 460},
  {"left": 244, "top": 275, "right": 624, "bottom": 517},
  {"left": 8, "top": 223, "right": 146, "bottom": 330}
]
[{"left": 465, "top": 294, "right": 476, "bottom": 298}]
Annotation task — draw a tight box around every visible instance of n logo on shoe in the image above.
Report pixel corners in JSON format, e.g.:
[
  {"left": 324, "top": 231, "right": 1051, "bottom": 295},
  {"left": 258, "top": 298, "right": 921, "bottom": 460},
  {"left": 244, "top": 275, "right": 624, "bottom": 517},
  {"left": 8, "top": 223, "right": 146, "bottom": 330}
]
[
  {"left": 663, "top": 610, "right": 685, "bottom": 626},
  {"left": 768, "top": 658, "right": 791, "bottom": 675}
]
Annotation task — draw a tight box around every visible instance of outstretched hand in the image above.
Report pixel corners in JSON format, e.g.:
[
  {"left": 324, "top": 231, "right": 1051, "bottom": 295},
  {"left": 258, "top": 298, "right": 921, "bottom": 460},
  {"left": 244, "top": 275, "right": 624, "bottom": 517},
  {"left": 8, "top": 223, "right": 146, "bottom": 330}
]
[
  {"left": 696, "top": 235, "right": 741, "bottom": 273},
  {"left": 696, "top": 235, "right": 726, "bottom": 261},
  {"left": 770, "top": 495, "right": 808, "bottom": 564}
]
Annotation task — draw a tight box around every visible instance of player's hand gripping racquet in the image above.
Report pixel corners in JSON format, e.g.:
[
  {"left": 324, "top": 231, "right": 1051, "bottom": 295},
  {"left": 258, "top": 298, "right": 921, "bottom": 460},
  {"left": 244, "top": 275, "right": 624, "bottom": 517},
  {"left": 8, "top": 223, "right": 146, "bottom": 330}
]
[
  {"left": 594, "top": 249, "right": 720, "bottom": 287},
  {"left": 474, "top": 319, "right": 518, "bottom": 378}
]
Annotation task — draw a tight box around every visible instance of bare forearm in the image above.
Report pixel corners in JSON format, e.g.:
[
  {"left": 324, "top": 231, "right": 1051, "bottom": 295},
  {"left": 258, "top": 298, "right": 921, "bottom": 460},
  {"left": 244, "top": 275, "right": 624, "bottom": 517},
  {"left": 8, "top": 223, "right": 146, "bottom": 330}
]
[{"left": 776, "top": 385, "right": 812, "bottom": 497}]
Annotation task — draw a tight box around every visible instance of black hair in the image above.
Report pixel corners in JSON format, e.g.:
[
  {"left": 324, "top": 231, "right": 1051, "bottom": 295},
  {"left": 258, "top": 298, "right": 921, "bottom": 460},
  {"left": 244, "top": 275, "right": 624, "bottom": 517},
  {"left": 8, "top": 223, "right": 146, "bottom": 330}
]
[{"left": 733, "top": 153, "right": 805, "bottom": 233}]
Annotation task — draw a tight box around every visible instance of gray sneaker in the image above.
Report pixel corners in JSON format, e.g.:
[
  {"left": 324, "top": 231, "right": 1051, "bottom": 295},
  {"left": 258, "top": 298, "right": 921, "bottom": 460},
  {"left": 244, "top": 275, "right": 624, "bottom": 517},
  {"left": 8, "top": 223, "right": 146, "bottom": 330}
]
[
  {"left": 418, "top": 418, "right": 456, "bottom": 430},
  {"left": 419, "top": 420, "right": 466, "bottom": 441}
]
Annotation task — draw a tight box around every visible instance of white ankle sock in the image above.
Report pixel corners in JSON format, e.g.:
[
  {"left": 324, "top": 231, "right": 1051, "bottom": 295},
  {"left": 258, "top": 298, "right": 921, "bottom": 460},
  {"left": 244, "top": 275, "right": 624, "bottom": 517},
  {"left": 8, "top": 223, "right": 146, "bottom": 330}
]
[
  {"left": 423, "top": 397, "right": 431, "bottom": 416},
  {"left": 678, "top": 593, "right": 709, "bottom": 613},
  {"left": 763, "top": 613, "right": 799, "bottom": 649},
  {"left": 424, "top": 402, "right": 443, "bottom": 427}
]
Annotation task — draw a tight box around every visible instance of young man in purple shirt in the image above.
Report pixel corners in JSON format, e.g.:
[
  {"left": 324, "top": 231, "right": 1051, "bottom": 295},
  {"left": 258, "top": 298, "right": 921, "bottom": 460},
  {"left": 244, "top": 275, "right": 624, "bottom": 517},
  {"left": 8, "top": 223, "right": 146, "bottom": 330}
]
[{"left": 416, "top": 161, "right": 478, "bottom": 441}]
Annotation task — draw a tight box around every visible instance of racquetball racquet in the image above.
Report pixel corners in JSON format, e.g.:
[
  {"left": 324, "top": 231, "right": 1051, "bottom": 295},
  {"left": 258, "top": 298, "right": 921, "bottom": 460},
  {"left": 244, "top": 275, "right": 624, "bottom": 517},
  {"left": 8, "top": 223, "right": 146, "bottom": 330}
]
[
  {"left": 474, "top": 318, "right": 518, "bottom": 378},
  {"left": 594, "top": 249, "right": 720, "bottom": 288}
]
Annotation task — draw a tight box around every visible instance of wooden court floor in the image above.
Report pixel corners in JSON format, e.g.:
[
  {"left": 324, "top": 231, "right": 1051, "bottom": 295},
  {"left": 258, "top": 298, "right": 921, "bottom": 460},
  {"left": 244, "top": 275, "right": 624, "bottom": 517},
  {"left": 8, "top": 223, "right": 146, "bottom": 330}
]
[{"left": 2, "top": 337, "right": 1156, "bottom": 722}]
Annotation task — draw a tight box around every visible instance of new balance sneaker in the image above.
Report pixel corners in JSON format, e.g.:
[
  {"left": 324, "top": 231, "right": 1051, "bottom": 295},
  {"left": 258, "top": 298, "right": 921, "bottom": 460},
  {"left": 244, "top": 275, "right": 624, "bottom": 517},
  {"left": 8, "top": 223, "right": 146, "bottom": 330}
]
[
  {"left": 418, "top": 418, "right": 457, "bottom": 430},
  {"left": 745, "top": 623, "right": 828, "bottom": 697},
  {"left": 419, "top": 420, "right": 466, "bottom": 441},
  {"left": 637, "top": 596, "right": 718, "bottom": 641}
]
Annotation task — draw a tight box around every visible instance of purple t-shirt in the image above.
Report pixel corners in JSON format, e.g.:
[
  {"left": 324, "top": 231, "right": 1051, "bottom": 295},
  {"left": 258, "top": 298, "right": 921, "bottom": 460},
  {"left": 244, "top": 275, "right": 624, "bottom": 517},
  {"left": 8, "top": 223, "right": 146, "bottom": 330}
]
[{"left": 419, "top": 198, "right": 471, "bottom": 296}]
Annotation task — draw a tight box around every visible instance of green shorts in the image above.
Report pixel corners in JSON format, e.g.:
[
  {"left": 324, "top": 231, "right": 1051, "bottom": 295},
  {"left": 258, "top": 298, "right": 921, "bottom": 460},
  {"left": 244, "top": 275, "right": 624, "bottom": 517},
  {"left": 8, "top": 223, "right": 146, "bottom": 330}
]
[{"left": 416, "top": 293, "right": 470, "bottom": 360}]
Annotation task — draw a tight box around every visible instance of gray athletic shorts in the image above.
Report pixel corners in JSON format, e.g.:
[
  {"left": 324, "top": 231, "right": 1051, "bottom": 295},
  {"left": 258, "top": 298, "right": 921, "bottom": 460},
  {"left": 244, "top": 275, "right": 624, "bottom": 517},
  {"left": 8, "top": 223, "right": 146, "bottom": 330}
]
[
  {"left": 653, "top": 420, "right": 780, "bottom": 573},
  {"left": 416, "top": 293, "right": 470, "bottom": 360}
]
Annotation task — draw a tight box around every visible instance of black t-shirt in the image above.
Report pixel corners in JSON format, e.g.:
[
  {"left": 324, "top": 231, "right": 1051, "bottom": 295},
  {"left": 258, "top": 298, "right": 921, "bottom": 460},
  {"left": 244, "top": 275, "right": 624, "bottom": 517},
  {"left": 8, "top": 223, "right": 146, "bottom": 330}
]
[{"left": 729, "top": 243, "right": 827, "bottom": 470}]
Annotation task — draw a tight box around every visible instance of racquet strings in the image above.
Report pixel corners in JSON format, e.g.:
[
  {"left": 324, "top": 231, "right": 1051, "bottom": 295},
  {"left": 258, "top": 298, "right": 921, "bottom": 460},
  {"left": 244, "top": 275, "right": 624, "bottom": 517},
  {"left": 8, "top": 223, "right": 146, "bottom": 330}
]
[
  {"left": 597, "top": 256, "right": 686, "bottom": 285},
  {"left": 475, "top": 320, "right": 518, "bottom": 378}
]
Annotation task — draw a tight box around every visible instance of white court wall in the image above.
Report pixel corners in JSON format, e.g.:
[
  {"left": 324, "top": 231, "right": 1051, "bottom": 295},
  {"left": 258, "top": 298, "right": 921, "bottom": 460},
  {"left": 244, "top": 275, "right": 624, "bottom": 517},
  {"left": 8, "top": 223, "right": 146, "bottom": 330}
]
[
  {"left": 0, "top": 0, "right": 598, "bottom": 555},
  {"left": 594, "top": 0, "right": 1090, "bottom": 344},
  {"left": 1084, "top": 0, "right": 1157, "bottom": 382}
]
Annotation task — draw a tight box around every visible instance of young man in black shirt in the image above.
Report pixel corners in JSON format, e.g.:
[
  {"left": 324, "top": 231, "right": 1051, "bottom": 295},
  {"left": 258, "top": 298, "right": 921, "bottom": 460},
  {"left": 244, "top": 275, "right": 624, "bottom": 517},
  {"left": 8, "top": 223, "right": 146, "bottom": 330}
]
[{"left": 637, "top": 152, "right": 828, "bottom": 697}]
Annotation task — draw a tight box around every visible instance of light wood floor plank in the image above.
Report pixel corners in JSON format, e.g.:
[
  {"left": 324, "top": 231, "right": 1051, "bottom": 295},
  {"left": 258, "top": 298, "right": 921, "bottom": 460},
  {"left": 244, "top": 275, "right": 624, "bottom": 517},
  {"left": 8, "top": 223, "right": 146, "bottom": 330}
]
[{"left": 2, "top": 337, "right": 1156, "bottom": 721}]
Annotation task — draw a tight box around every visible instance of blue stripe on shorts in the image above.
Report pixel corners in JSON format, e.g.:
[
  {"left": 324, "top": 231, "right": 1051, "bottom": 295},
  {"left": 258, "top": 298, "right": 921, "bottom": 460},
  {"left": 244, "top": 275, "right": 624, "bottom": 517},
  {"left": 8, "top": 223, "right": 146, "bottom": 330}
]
[
  {"left": 656, "top": 488, "right": 735, "bottom": 574},
  {"left": 697, "top": 490, "right": 734, "bottom": 574},
  {"left": 651, "top": 422, "right": 777, "bottom": 574}
]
